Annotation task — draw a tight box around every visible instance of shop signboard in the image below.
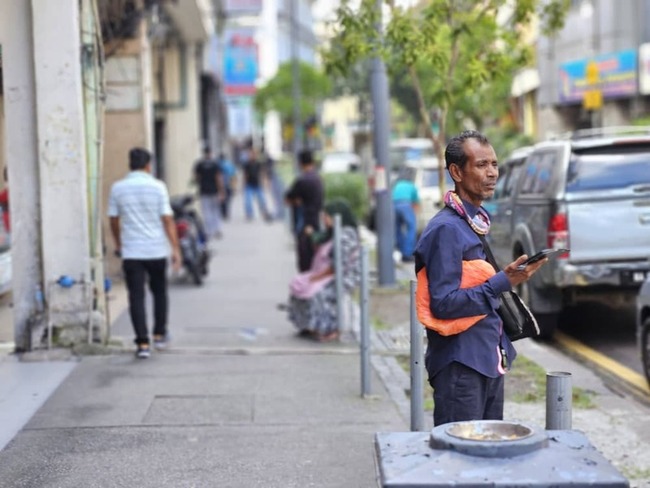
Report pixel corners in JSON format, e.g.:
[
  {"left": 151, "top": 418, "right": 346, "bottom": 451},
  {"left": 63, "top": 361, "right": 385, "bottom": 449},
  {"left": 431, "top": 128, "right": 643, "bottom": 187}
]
[
  {"left": 222, "top": 28, "right": 258, "bottom": 96},
  {"left": 558, "top": 49, "right": 637, "bottom": 104}
]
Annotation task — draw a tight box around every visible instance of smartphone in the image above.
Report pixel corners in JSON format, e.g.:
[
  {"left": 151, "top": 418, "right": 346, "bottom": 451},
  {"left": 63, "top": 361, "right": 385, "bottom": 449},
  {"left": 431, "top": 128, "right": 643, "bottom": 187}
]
[{"left": 516, "top": 248, "right": 569, "bottom": 270}]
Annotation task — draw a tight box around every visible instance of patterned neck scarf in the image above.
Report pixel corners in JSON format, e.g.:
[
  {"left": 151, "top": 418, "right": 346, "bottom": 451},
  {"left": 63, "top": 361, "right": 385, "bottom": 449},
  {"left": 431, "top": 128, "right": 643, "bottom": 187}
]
[{"left": 444, "top": 190, "right": 491, "bottom": 235}]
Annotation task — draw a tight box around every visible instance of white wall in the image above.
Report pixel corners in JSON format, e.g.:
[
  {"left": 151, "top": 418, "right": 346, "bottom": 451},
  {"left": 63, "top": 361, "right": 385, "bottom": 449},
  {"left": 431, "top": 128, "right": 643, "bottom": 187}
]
[{"left": 164, "top": 44, "right": 203, "bottom": 197}]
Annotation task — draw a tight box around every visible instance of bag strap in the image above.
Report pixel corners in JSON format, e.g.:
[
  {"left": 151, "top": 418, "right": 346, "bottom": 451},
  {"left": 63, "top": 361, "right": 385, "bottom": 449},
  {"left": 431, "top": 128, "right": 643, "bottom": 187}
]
[{"left": 477, "top": 234, "right": 501, "bottom": 273}]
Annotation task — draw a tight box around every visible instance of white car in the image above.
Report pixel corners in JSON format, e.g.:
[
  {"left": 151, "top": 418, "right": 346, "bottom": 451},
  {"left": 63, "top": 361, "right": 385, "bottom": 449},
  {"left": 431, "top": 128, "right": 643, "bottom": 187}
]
[
  {"left": 406, "top": 159, "right": 454, "bottom": 234},
  {"left": 320, "top": 151, "right": 361, "bottom": 173}
]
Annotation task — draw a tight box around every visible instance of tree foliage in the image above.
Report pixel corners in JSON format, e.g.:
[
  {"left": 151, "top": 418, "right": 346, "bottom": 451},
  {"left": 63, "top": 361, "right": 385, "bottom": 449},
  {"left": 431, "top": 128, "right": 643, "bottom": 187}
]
[
  {"left": 254, "top": 62, "right": 332, "bottom": 123},
  {"left": 323, "top": 0, "right": 569, "bottom": 194}
]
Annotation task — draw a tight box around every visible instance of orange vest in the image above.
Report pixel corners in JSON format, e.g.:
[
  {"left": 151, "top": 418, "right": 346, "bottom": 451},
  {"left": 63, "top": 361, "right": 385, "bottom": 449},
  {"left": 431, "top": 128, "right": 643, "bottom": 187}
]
[{"left": 416, "top": 259, "right": 496, "bottom": 336}]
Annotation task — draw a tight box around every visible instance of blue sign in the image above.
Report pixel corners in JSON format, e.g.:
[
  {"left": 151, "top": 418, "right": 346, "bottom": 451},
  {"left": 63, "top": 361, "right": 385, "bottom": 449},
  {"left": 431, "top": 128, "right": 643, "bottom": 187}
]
[
  {"left": 223, "top": 29, "right": 258, "bottom": 96},
  {"left": 558, "top": 49, "right": 637, "bottom": 104}
]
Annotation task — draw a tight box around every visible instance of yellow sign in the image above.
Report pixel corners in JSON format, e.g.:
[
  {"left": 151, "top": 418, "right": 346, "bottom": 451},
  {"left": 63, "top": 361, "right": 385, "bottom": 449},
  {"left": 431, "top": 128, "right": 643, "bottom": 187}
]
[
  {"left": 583, "top": 89, "right": 603, "bottom": 110},
  {"left": 583, "top": 60, "right": 602, "bottom": 110},
  {"left": 586, "top": 61, "right": 600, "bottom": 84}
]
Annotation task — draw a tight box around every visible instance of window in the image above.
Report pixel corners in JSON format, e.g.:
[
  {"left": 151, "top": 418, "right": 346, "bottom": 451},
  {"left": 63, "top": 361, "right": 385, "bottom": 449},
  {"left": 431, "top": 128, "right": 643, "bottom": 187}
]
[
  {"left": 504, "top": 163, "right": 525, "bottom": 198},
  {"left": 520, "top": 152, "right": 555, "bottom": 195},
  {"left": 566, "top": 148, "right": 650, "bottom": 192}
]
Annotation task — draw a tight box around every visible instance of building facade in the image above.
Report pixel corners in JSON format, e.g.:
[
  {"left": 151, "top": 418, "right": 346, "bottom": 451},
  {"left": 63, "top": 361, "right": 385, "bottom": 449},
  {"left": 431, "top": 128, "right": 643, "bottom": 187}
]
[
  {"left": 536, "top": 0, "right": 650, "bottom": 138},
  {"left": 0, "top": 0, "right": 222, "bottom": 350}
]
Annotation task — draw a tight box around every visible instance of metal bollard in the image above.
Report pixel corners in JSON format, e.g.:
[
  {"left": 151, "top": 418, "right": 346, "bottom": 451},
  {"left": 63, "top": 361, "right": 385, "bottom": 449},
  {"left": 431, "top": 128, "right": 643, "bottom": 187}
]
[
  {"left": 410, "top": 280, "right": 425, "bottom": 431},
  {"left": 360, "top": 245, "right": 371, "bottom": 397},
  {"left": 546, "top": 371, "right": 573, "bottom": 430},
  {"left": 334, "top": 214, "right": 344, "bottom": 331}
]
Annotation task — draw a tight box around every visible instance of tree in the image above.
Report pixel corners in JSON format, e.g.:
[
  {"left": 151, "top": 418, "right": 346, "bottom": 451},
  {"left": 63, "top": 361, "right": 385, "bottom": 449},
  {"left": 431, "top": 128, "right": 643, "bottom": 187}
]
[
  {"left": 324, "top": 0, "right": 569, "bottom": 196},
  {"left": 254, "top": 61, "right": 332, "bottom": 125}
]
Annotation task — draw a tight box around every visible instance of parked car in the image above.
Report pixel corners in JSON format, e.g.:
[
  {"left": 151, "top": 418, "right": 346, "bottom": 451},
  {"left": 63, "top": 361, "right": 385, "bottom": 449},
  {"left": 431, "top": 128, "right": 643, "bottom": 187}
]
[
  {"left": 320, "top": 151, "right": 361, "bottom": 174},
  {"left": 389, "top": 138, "right": 435, "bottom": 176},
  {"left": 485, "top": 128, "right": 650, "bottom": 338},
  {"left": 637, "top": 277, "right": 650, "bottom": 386},
  {"left": 0, "top": 208, "right": 10, "bottom": 296},
  {"left": 404, "top": 158, "right": 455, "bottom": 235}
]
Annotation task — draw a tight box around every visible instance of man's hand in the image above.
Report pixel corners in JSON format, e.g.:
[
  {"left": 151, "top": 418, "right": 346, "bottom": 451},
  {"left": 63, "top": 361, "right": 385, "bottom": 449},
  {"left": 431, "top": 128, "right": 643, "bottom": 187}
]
[
  {"left": 504, "top": 255, "right": 547, "bottom": 287},
  {"left": 171, "top": 247, "right": 182, "bottom": 273}
]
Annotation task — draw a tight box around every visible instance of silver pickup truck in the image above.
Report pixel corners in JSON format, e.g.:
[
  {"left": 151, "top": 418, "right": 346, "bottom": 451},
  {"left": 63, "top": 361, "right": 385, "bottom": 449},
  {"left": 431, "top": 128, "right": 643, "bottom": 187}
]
[{"left": 484, "top": 128, "right": 650, "bottom": 338}]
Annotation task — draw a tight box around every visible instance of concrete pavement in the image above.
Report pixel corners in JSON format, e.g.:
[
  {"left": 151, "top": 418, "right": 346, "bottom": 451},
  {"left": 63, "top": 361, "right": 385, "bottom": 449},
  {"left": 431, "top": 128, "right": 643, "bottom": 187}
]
[{"left": 0, "top": 196, "right": 406, "bottom": 487}]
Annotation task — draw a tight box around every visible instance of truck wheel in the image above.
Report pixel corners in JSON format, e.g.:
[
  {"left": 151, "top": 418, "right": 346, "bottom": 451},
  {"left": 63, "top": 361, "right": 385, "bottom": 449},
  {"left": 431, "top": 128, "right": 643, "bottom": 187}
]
[
  {"left": 534, "top": 312, "right": 558, "bottom": 340},
  {"left": 642, "top": 318, "right": 650, "bottom": 386},
  {"left": 517, "top": 277, "right": 558, "bottom": 340}
]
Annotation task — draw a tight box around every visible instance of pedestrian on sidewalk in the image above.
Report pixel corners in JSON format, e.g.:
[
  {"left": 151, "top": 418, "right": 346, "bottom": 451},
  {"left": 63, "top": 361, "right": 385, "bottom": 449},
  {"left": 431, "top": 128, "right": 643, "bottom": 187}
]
[
  {"left": 285, "top": 149, "right": 324, "bottom": 271},
  {"left": 392, "top": 166, "right": 420, "bottom": 262},
  {"left": 194, "top": 145, "right": 226, "bottom": 239},
  {"left": 414, "top": 130, "right": 546, "bottom": 426},
  {"left": 108, "top": 148, "right": 181, "bottom": 359},
  {"left": 241, "top": 147, "right": 273, "bottom": 221},
  {"left": 286, "top": 199, "right": 360, "bottom": 342}
]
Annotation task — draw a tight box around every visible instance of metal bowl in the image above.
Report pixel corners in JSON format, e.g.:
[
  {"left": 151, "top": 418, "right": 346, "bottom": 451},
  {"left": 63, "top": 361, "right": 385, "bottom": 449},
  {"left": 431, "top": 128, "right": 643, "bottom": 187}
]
[
  {"left": 446, "top": 420, "right": 533, "bottom": 442},
  {"left": 430, "top": 420, "right": 547, "bottom": 457}
]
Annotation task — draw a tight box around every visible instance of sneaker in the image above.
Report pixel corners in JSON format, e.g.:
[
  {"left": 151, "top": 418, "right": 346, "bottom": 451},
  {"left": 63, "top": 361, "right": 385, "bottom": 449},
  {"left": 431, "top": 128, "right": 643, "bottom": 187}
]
[
  {"left": 153, "top": 335, "right": 168, "bottom": 350},
  {"left": 136, "top": 345, "right": 151, "bottom": 359}
]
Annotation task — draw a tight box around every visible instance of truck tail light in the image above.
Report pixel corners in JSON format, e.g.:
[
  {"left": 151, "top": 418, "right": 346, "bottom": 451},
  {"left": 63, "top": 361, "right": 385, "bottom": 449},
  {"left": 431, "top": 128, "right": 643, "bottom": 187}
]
[{"left": 547, "top": 212, "right": 570, "bottom": 257}]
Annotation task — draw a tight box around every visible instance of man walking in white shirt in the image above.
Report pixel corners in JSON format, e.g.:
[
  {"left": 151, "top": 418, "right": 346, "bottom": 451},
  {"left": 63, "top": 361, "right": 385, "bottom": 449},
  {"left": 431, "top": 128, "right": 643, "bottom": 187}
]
[{"left": 108, "top": 148, "right": 181, "bottom": 358}]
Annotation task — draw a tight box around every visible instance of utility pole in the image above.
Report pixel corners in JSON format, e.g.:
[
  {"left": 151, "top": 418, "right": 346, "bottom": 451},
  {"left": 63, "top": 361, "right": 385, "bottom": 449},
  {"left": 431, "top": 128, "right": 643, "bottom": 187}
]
[
  {"left": 290, "top": 0, "right": 302, "bottom": 170},
  {"left": 370, "top": 0, "right": 395, "bottom": 287}
]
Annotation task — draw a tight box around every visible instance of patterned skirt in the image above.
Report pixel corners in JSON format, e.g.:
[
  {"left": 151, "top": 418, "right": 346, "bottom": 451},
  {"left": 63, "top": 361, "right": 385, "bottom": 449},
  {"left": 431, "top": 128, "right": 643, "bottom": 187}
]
[{"left": 288, "top": 281, "right": 338, "bottom": 336}]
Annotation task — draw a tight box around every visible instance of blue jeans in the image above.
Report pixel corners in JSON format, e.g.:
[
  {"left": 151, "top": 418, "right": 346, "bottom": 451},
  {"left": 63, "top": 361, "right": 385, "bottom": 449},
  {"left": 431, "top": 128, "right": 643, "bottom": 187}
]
[
  {"left": 244, "top": 185, "right": 269, "bottom": 220},
  {"left": 394, "top": 201, "right": 416, "bottom": 258}
]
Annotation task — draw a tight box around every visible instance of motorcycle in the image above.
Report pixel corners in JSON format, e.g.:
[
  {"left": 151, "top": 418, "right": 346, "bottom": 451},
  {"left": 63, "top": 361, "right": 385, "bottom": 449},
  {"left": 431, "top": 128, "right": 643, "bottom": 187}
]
[{"left": 170, "top": 195, "right": 210, "bottom": 285}]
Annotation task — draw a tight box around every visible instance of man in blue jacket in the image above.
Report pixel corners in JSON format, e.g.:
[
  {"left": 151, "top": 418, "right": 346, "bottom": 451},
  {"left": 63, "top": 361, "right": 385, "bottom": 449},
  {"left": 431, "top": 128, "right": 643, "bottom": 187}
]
[{"left": 414, "top": 130, "right": 546, "bottom": 426}]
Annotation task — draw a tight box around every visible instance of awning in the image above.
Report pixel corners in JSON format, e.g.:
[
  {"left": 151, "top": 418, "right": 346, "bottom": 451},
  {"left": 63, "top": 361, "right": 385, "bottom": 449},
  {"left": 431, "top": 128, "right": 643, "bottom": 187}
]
[{"left": 511, "top": 67, "right": 540, "bottom": 97}]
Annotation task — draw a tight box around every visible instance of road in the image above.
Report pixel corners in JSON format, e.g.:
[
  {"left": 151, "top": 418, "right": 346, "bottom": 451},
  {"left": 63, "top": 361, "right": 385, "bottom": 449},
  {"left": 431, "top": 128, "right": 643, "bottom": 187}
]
[{"left": 558, "top": 303, "right": 641, "bottom": 375}]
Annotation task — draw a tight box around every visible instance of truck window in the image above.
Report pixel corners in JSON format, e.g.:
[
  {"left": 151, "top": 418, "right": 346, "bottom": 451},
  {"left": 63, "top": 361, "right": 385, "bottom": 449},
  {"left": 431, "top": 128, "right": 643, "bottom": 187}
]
[
  {"left": 504, "top": 163, "right": 524, "bottom": 198},
  {"left": 566, "top": 151, "right": 650, "bottom": 192},
  {"left": 520, "top": 152, "right": 555, "bottom": 195}
]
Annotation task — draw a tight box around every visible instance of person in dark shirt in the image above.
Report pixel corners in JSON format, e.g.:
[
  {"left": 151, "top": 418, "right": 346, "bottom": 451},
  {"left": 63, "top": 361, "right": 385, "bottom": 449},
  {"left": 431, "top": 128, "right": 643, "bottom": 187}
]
[
  {"left": 414, "top": 130, "right": 546, "bottom": 426},
  {"left": 242, "top": 148, "right": 272, "bottom": 221},
  {"left": 194, "top": 146, "right": 225, "bottom": 239},
  {"left": 285, "top": 149, "right": 324, "bottom": 272}
]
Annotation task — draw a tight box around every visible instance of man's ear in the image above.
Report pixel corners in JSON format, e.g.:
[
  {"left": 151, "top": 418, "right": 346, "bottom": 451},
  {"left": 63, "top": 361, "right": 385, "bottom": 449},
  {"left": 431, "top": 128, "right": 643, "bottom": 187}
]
[{"left": 448, "top": 163, "right": 462, "bottom": 183}]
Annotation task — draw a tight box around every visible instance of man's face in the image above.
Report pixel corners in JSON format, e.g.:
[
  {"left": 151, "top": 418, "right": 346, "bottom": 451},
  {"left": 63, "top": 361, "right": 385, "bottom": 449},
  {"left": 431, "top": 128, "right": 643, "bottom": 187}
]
[{"left": 450, "top": 138, "right": 498, "bottom": 207}]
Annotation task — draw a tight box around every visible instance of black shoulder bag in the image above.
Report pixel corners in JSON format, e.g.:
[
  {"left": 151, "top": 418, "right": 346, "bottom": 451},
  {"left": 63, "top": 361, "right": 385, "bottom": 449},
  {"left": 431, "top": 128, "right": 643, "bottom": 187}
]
[{"left": 477, "top": 235, "right": 540, "bottom": 342}]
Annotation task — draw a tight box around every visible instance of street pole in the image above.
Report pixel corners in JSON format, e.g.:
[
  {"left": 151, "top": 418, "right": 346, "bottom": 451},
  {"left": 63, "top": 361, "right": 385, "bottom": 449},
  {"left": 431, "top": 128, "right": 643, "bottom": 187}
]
[
  {"left": 370, "top": 0, "right": 395, "bottom": 286},
  {"left": 290, "top": 0, "right": 301, "bottom": 171}
]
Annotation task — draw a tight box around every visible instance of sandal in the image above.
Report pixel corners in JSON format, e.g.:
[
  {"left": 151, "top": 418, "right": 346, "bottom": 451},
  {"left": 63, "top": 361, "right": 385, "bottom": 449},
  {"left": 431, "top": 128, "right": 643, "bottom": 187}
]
[{"left": 316, "top": 331, "right": 340, "bottom": 343}]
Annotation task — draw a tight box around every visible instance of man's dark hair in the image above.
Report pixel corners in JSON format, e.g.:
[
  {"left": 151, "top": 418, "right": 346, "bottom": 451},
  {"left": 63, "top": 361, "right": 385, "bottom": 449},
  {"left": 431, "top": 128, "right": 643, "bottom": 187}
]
[
  {"left": 129, "top": 148, "right": 152, "bottom": 170},
  {"left": 298, "top": 149, "right": 314, "bottom": 166},
  {"left": 444, "top": 130, "right": 490, "bottom": 170},
  {"left": 203, "top": 144, "right": 212, "bottom": 156}
]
